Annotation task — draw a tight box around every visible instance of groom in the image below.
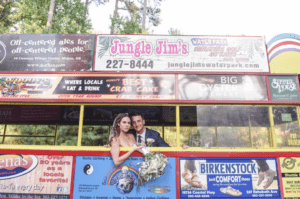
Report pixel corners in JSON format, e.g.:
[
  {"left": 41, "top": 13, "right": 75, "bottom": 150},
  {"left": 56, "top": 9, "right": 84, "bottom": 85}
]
[
  {"left": 128, "top": 112, "right": 202, "bottom": 188},
  {"left": 128, "top": 112, "right": 169, "bottom": 147}
]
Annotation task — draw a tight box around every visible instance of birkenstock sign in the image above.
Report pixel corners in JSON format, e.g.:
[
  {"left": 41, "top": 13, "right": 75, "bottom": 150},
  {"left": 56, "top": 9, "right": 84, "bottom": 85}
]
[{"left": 180, "top": 158, "right": 281, "bottom": 199}]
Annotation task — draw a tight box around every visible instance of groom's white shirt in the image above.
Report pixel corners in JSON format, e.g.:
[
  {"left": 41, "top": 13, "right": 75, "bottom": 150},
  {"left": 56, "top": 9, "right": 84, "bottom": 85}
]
[{"left": 137, "top": 128, "right": 146, "bottom": 144}]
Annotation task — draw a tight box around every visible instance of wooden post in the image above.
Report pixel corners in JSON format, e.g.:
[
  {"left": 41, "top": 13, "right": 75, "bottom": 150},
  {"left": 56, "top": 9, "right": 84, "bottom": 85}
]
[{"left": 46, "top": 0, "right": 56, "bottom": 31}]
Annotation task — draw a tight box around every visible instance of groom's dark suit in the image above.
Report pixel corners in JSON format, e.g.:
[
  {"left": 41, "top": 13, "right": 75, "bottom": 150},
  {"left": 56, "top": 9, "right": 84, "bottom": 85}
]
[{"left": 127, "top": 128, "right": 170, "bottom": 147}]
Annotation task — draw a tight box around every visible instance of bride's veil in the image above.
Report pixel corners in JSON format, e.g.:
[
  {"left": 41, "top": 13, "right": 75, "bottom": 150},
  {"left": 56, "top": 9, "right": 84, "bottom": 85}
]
[{"left": 108, "top": 113, "right": 129, "bottom": 143}]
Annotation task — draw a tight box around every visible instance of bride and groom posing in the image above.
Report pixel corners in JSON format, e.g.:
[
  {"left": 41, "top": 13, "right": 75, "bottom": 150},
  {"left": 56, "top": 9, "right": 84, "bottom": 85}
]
[{"left": 108, "top": 112, "right": 203, "bottom": 188}]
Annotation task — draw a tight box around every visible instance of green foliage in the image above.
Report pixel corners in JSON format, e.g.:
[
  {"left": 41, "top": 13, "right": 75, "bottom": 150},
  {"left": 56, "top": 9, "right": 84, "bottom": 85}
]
[
  {"left": 56, "top": 125, "right": 78, "bottom": 146},
  {"left": 110, "top": 13, "right": 147, "bottom": 34},
  {"left": 0, "top": 0, "right": 16, "bottom": 33},
  {"left": 4, "top": 125, "right": 56, "bottom": 145},
  {"left": 12, "top": 0, "right": 92, "bottom": 34},
  {"left": 81, "top": 126, "right": 110, "bottom": 146},
  {"left": 168, "top": 27, "right": 182, "bottom": 35}
]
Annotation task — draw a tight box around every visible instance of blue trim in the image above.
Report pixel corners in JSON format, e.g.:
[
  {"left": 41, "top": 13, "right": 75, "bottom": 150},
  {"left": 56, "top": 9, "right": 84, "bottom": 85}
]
[{"left": 267, "top": 33, "right": 300, "bottom": 47}]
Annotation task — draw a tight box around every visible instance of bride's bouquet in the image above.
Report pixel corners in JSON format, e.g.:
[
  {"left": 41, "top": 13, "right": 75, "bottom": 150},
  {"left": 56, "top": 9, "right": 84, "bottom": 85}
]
[{"left": 138, "top": 138, "right": 169, "bottom": 184}]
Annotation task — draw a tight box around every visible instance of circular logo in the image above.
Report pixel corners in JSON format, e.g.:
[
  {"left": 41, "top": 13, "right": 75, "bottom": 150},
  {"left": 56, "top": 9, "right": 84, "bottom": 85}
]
[
  {"left": 116, "top": 177, "right": 134, "bottom": 194},
  {"left": 281, "top": 157, "right": 296, "bottom": 170},
  {"left": 0, "top": 41, "right": 6, "bottom": 64},
  {"left": 83, "top": 164, "right": 94, "bottom": 175}
]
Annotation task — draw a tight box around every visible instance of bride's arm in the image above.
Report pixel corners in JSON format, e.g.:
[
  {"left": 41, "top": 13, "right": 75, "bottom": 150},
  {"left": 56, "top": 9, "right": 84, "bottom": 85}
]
[{"left": 110, "top": 138, "right": 143, "bottom": 167}]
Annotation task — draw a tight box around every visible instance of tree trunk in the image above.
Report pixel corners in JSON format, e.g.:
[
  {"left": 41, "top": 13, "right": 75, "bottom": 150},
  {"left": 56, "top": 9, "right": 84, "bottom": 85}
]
[
  {"left": 46, "top": 0, "right": 56, "bottom": 31},
  {"left": 84, "top": 0, "right": 89, "bottom": 17},
  {"left": 142, "top": 0, "right": 147, "bottom": 30},
  {"left": 110, "top": 0, "right": 119, "bottom": 34}
]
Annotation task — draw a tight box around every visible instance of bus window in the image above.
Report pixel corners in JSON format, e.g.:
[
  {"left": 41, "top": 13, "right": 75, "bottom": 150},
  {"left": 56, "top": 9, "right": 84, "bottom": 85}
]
[
  {"left": 180, "top": 106, "right": 270, "bottom": 148},
  {"left": 82, "top": 105, "right": 176, "bottom": 147},
  {"left": 0, "top": 105, "right": 80, "bottom": 146},
  {"left": 273, "top": 107, "right": 300, "bottom": 147}
]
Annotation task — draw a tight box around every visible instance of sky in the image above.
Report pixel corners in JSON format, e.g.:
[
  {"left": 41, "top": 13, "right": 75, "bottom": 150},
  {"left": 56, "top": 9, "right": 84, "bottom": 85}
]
[{"left": 89, "top": 0, "right": 300, "bottom": 43}]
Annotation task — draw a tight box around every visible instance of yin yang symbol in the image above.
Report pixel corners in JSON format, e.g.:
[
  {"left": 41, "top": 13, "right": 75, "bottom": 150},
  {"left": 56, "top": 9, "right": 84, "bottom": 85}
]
[{"left": 84, "top": 164, "right": 94, "bottom": 175}]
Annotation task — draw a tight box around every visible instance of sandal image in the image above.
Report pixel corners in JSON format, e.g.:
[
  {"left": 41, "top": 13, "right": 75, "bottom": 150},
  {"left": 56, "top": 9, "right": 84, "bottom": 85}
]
[
  {"left": 220, "top": 186, "right": 242, "bottom": 197},
  {"left": 256, "top": 171, "right": 264, "bottom": 186},
  {"left": 191, "top": 175, "right": 202, "bottom": 188},
  {"left": 181, "top": 171, "right": 192, "bottom": 184},
  {"left": 261, "top": 170, "right": 276, "bottom": 189}
]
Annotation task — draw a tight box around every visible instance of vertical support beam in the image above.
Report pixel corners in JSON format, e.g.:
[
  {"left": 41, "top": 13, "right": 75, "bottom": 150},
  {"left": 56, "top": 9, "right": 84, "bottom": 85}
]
[
  {"left": 77, "top": 105, "right": 85, "bottom": 146},
  {"left": 215, "top": 126, "right": 218, "bottom": 147},
  {"left": 269, "top": 106, "right": 276, "bottom": 147},
  {"left": 54, "top": 123, "right": 59, "bottom": 145},
  {"left": 162, "top": 124, "right": 165, "bottom": 140},
  {"left": 176, "top": 105, "right": 180, "bottom": 147},
  {"left": 249, "top": 118, "right": 253, "bottom": 147},
  {"left": 296, "top": 106, "right": 300, "bottom": 136},
  {"left": 2, "top": 124, "right": 7, "bottom": 144}
]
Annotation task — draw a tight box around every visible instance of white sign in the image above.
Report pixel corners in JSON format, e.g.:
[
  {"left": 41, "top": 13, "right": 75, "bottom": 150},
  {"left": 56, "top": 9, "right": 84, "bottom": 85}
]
[{"left": 94, "top": 35, "right": 269, "bottom": 73}]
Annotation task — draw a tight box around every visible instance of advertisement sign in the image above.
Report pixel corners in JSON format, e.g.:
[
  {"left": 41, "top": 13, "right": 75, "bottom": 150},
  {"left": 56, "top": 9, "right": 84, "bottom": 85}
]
[
  {"left": 280, "top": 157, "right": 300, "bottom": 198},
  {"left": 269, "top": 76, "right": 299, "bottom": 101},
  {"left": 0, "top": 74, "right": 175, "bottom": 101},
  {"left": 180, "top": 158, "right": 280, "bottom": 199},
  {"left": 0, "top": 34, "right": 94, "bottom": 71},
  {"left": 94, "top": 35, "right": 269, "bottom": 72},
  {"left": 73, "top": 156, "right": 176, "bottom": 199},
  {"left": 0, "top": 154, "right": 73, "bottom": 199},
  {"left": 0, "top": 105, "right": 61, "bottom": 123},
  {"left": 178, "top": 75, "right": 268, "bottom": 101}
]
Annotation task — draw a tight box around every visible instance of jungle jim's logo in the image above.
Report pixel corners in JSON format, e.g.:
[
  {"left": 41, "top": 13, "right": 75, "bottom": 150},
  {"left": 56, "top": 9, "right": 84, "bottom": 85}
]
[
  {"left": 271, "top": 78, "right": 297, "bottom": 93},
  {"left": 0, "top": 155, "right": 38, "bottom": 180}
]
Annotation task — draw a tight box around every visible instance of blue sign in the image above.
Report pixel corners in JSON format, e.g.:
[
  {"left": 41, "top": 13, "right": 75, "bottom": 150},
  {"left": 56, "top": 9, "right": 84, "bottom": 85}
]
[
  {"left": 73, "top": 156, "right": 176, "bottom": 199},
  {"left": 179, "top": 158, "right": 281, "bottom": 199}
]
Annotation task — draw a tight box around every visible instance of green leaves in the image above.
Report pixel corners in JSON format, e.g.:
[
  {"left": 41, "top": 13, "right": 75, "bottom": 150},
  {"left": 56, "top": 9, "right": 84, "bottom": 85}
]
[{"left": 10, "top": 0, "right": 92, "bottom": 34}]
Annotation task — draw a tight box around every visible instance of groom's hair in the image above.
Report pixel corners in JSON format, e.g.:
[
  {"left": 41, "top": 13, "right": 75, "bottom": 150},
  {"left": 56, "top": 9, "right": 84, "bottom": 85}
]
[{"left": 129, "top": 111, "right": 144, "bottom": 120}]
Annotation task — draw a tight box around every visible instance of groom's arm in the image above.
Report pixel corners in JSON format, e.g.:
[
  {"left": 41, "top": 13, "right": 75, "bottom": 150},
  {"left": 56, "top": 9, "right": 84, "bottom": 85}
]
[
  {"left": 149, "top": 129, "right": 170, "bottom": 147},
  {"left": 149, "top": 129, "right": 189, "bottom": 149}
]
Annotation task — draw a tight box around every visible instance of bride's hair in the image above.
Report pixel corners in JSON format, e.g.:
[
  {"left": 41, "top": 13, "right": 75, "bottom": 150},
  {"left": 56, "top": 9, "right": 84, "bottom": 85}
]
[{"left": 109, "top": 113, "right": 130, "bottom": 143}]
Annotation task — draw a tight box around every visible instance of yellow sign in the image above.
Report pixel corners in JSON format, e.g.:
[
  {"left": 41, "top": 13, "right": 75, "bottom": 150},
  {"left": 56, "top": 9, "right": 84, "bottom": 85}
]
[{"left": 280, "top": 157, "right": 300, "bottom": 197}]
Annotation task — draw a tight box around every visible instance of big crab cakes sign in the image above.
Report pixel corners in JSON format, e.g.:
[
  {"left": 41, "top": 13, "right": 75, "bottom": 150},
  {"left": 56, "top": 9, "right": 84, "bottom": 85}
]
[
  {"left": 269, "top": 76, "right": 299, "bottom": 101},
  {"left": 94, "top": 35, "right": 269, "bottom": 72}
]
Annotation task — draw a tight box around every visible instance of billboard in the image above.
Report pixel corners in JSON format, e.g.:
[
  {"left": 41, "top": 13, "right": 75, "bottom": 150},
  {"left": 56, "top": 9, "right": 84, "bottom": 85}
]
[
  {"left": 179, "top": 158, "right": 280, "bottom": 199},
  {"left": 0, "top": 154, "right": 73, "bottom": 199},
  {"left": 94, "top": 35, "right": 269, "bottom": 72},
  {"left": 280, "top": 157, "right": 300, "bottom": 198},
  {"left": 269, "top": 76, "right": 299, "bottom": 101},
  {"left": 178, "top": 74, "right": 268, "bottom": 101},
  {"left": 0, "top": 74, "right": 175, "bottom": 101},
  {"left": 0, "top": 34, "right": 94, "bottom": 71},
  {"left": 73, "top": 156, "right": 176, "bottom": 199}
]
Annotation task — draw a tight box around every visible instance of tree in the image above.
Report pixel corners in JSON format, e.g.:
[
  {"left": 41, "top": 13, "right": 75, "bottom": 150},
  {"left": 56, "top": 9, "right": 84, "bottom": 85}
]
[
  {"left": 110, "top": 0, "right": 163, "bottom": 34},
  {"left": 12, "top": 0, "right": 92, "bottom": 34},
  {"left": 0, "top": 0, "right": 17, "bottom": 33},
  {"left": 110, "top": 13, "right": 145, "bottom": 34},
  {"left": 168, "top": 27, "right": 182, "bottom": 35},
  {"left": 138, "top": 0, "right": 162, "bottom": 29}
]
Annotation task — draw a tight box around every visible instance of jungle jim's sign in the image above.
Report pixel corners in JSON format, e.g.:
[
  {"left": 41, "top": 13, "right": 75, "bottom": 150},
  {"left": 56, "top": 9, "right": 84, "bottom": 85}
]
[
  {"left": 0, "top": 74, "right": 175, "bottom": 101},
  {"left": 94, "top": 35, "right": 270, "bottom": 72},
  {"left": 0, "top": 34, "right": 95, "bottom": 71}
]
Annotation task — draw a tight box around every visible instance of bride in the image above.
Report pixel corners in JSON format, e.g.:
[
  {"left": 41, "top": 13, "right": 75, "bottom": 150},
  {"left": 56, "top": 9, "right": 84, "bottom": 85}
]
[{"left": 109, "top": 113, "right": 145, "bottom": 166}]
